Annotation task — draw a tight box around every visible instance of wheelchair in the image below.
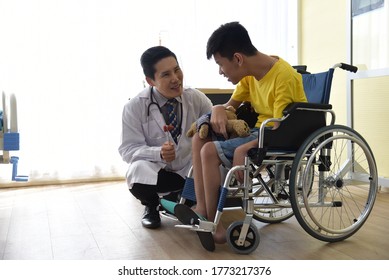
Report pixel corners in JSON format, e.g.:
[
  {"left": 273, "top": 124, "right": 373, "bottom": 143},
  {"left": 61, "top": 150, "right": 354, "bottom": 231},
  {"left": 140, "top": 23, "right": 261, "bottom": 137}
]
[{"left": 161, "top": 63, "right": 378, "bottom": 254}]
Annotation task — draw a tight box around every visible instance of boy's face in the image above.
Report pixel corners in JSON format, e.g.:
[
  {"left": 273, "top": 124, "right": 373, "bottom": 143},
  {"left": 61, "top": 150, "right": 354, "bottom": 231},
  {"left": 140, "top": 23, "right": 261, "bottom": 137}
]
[
  {"left": 146, "top": 56, "right": 183, "bottom": 99},
  {"left": 213, "top": 52, "right": 242, "bottom": 85}
]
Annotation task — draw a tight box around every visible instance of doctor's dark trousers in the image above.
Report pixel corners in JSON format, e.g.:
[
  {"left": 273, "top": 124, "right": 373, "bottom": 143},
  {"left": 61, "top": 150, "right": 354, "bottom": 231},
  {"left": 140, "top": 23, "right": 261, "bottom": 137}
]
[{"left": 130, "top": 169, "right": 185, "bottom": 207}]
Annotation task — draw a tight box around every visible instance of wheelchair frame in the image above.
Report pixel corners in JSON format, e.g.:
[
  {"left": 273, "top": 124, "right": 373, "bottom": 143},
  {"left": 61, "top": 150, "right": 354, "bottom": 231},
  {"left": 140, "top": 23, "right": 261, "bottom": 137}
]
[{"left": 163, "top": 63, "right": 378, "bottom": 254}]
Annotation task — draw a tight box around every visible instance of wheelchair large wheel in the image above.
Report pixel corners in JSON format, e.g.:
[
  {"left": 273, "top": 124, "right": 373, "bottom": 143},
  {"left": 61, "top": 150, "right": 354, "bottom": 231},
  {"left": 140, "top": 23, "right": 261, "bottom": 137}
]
[
  {"left": 226, "top": 221, "right": 260, "bottom": 254},
  {"left": 289, "top": 125, "right": 378, "bottom": 242}
]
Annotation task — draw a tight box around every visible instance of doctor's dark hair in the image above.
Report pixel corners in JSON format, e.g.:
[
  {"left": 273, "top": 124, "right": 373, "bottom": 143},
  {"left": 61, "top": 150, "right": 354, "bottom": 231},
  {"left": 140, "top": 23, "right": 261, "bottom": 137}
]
[
  {"left": 140, "top": 46, "right": 178, "bottom": 80},
  {"left": 206, "top": 21, "right": 258, "bottom": 60}
]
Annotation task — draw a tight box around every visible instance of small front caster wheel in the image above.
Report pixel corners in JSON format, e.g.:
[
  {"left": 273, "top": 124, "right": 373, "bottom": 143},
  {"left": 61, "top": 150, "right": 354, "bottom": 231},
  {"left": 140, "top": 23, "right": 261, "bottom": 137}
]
[{"left": 226, "top": 221, "right": 260, "bottom": 254}]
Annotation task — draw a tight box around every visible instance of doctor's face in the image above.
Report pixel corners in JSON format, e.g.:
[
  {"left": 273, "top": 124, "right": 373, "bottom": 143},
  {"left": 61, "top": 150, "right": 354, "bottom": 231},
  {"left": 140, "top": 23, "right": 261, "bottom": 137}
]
[{"left": 147, "top": 56, "right": 184, "bottom": 99}]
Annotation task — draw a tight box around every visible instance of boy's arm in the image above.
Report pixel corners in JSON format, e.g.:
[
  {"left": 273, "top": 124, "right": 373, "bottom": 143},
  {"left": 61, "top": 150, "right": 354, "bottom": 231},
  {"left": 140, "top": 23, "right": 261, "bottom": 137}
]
[{"left": 210, "top": 99, "right": 242, "bottom": 138}]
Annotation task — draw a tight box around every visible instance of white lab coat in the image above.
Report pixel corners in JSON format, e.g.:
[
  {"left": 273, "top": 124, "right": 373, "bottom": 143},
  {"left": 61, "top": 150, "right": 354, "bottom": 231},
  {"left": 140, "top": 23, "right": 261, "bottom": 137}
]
[{"left": 119, "top": 87, "right": 213, "bottom": 189}]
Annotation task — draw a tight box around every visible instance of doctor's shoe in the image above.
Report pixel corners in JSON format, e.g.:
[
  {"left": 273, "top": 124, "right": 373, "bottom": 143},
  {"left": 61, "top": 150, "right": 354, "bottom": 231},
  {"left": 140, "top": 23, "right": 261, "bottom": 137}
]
[{"left": 141, "top": 205, "right": 161, "bottom": 229}]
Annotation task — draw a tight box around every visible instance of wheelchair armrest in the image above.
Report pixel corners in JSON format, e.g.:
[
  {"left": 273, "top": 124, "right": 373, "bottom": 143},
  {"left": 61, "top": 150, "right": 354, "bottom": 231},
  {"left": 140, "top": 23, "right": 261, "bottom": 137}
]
[
  {"left": 257, "top": 102, "right": 335, "bottom": 151},
  {"left": 258, "top": 117, "right": 285, "bottom": 149},
  {"left": 247, "top": 147, "right": 268, "bottom": 165},
  {"left": 283, "top": 102, "right": 332, "bottom": 115}
]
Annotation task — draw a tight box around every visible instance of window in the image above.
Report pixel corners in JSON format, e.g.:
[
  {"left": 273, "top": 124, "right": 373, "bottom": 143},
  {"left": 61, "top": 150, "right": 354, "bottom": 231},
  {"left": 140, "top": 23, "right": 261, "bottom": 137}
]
[
  {"left": 0, "top": 0, "right": 297, "bottom": 183},
  {"left": 352, "top": 0, "right": 384, "bottom": 17}
]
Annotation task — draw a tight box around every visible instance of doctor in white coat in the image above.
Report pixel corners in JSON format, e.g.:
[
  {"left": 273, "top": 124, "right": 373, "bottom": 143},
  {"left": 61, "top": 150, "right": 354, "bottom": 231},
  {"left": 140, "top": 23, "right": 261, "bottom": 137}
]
[{"left": 119, "top": 46, "right": 212, "bottom": 229}]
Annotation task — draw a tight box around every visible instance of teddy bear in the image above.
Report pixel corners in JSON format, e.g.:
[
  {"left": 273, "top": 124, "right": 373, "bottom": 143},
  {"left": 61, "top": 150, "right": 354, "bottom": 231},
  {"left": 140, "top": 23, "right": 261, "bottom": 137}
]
[{"left": 186, "top": 106, "right": 250, "bottom": 139}]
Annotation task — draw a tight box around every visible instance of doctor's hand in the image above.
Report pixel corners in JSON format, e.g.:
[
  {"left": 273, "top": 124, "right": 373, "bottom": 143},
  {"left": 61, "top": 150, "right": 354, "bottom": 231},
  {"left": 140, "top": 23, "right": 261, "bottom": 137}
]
[{"left": 160, "top": 142, "right": 176, "bottom": 162}]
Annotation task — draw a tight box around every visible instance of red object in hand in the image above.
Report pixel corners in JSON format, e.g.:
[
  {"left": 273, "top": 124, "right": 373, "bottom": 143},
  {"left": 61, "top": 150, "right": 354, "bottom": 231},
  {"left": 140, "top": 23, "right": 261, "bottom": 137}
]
[
  {"left": 164, "top": 124, "right": 174, "bottom": 132},
  {"left": 163, "top": 125, "right": 174, "bottom": 143}
]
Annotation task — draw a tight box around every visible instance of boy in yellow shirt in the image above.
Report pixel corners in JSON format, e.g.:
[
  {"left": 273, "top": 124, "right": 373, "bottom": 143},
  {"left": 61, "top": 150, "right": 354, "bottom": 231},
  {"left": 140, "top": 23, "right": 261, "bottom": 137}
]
[{"left": 190, "top": 22, "right": 307, "bottom": 244}]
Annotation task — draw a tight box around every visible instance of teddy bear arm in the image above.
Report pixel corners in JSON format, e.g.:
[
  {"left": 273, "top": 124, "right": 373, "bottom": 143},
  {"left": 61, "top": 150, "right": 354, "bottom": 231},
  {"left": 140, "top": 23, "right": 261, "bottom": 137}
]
[{"left": 186, "top": 122, "right": 197, "bottom": 137}]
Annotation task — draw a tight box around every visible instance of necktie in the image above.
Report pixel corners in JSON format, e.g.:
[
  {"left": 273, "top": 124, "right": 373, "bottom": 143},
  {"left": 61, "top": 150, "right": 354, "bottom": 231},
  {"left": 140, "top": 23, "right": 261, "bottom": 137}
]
[{"left": 166, "top": 99, "right": 179, "bottom": 143}]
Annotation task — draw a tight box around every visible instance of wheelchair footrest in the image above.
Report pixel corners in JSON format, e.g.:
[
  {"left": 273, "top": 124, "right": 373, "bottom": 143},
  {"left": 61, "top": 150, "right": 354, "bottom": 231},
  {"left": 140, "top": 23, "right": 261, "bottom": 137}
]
[{"left": 175, "top": 222, "right": 214, "bottom": 232}]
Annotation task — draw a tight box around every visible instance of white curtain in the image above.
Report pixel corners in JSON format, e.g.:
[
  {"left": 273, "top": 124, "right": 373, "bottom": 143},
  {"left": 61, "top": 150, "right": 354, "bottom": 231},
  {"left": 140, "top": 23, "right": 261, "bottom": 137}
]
[{"left": 0, "top": 0, "right": 297, "bottom": 184}]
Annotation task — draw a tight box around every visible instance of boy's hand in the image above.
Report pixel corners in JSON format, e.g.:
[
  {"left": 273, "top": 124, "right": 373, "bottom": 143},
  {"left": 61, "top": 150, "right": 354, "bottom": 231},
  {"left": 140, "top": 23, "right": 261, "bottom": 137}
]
[{"left": 210, "top": 105, "right": 229, "bottom": 139}]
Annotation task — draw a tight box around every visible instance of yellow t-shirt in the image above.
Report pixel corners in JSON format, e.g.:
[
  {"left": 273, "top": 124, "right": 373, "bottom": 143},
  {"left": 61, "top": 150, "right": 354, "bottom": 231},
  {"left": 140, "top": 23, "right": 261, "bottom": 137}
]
[{"left": 232, "top": 57, "right": 307, "bottom": 127}]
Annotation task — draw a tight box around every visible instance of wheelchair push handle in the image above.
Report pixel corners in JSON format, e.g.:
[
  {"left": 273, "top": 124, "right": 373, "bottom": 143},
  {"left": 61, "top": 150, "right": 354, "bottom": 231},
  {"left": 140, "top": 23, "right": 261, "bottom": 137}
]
[{"left": 334, "top": 63, "right": 358, "bottom": 73}]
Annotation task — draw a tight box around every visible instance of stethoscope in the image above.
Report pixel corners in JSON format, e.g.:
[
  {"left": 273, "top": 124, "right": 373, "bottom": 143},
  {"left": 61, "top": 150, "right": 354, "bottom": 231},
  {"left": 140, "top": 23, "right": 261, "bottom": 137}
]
[{"left": 147, "top": 86, "right": 183, "bottom": 138}]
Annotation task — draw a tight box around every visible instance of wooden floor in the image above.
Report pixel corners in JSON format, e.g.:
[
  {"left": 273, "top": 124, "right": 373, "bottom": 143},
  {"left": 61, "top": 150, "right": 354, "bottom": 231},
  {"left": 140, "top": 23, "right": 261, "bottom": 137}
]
[{"left": 0, "top": 181, "right": 388, "bottom": 260}]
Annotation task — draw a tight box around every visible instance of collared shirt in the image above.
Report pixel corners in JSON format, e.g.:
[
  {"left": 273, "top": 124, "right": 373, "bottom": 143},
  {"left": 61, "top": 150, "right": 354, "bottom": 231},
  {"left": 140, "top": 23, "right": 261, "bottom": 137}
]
[{"left": 152, "top": 88, "right": 182, "bottom": 127}]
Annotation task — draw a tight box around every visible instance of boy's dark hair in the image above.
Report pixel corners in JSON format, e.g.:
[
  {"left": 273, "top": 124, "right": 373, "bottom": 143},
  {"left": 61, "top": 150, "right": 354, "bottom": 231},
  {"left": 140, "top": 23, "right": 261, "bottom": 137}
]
[
  {"left": 206, "top": 22, "right": 258, "bottom": 60},
  {"left": 140, "top": 46, "right": 178, "bottom": 80}
]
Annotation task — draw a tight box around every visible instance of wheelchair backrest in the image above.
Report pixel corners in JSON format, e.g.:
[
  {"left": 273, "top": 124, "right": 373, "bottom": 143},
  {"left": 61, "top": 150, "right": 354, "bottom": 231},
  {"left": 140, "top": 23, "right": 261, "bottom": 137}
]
[
  {"left": 302, "top": 69, "right": 334, "bottom": 104},
  {"left": 260, "top": 67, "right": 335, "bottom": 151}
]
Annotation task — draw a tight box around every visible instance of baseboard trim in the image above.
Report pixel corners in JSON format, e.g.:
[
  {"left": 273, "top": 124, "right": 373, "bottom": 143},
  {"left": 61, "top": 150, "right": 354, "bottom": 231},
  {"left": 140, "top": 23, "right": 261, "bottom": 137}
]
[{"left": 0, "top": 176, "right": 125, "bottom": 189}]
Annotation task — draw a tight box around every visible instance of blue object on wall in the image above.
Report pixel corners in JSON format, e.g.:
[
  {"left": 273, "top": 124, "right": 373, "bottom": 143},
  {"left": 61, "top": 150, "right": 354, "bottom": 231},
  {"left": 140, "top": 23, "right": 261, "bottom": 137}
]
[{"left": 3, "top": 132, "right": 20, "bottom": 151}]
